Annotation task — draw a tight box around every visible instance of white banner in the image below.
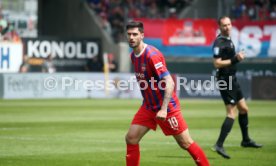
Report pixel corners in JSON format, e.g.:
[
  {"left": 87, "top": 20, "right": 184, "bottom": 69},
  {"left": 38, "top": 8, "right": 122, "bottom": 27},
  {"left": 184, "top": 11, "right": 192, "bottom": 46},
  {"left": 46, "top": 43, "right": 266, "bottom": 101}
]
[
  {"left": 0, "top": 42, "right": 23, "bottom": 73},
  {"left": 1, "top": 73, "right": 142, "bottom": 99}
]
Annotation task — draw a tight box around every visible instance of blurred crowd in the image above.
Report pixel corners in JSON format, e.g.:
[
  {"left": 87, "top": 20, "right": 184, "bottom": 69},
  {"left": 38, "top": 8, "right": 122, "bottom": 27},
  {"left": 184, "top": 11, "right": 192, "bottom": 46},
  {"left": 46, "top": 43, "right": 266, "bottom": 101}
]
[
  {"left": 0, "top": 9, "right": 21, "bottom": 42},
  {"left": 87, "top": 0, "right": 193, "bottom": 42},
  {"left": 231, "top": 0, "right": 276, "bottom": 21}
]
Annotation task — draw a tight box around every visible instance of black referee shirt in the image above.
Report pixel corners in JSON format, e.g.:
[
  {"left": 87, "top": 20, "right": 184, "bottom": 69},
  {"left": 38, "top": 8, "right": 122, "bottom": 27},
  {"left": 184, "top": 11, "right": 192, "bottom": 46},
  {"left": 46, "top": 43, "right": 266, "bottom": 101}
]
[{"left": 213, "top": 34, "right": 237, "bottom": 77}]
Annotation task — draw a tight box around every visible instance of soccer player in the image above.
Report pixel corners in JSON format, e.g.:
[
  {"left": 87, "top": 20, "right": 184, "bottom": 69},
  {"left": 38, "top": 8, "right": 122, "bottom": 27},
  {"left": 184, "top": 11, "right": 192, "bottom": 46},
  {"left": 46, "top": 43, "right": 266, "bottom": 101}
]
[
  {"left": 125, "top": 21, "right": 210, "bottom": 166},
  {"left": 212, "top": 16, "right": 263, "bottom": 159}
]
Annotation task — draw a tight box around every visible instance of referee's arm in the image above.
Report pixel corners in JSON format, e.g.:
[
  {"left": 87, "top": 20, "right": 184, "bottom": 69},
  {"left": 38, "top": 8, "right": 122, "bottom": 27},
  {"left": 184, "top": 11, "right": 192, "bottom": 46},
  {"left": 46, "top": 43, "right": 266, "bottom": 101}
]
[
  {"left": 213, "top": 52, "right": 245, "bottom": 69},
  {"left": 213, "top": 58, "right": 232, "bottom": 69}
]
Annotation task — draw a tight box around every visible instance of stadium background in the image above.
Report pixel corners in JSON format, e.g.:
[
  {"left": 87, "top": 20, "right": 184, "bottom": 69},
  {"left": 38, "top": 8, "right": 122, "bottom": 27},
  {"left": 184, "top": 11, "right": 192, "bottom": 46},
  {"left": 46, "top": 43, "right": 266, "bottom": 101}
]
[{"left": 0, "top": 0, "right": 276, "bottom": 166}]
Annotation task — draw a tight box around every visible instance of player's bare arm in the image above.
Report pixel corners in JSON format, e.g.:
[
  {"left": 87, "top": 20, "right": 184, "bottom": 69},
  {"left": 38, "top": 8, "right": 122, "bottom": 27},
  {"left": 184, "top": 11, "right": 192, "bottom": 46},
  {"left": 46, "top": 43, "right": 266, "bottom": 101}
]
[
  {"left": 213, "top": 51, "right": 245, "bottom": 69},
  {"left": 156, "top": 75, "right": 175, "bottom": 121}
]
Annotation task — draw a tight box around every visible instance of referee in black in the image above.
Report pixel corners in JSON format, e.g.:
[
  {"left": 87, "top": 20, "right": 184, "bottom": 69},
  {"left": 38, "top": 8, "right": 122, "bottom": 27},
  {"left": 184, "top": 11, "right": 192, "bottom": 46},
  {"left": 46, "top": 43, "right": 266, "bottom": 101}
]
[{"left": 212, "top": 16, "right": 262, "bottom": 159}]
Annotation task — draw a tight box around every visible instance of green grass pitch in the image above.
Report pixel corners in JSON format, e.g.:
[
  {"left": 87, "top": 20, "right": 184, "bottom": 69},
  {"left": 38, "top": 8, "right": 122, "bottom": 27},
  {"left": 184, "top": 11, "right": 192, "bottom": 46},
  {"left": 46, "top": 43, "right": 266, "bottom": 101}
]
[{"left": 0, "top": 99, "right": 275, "bottom": 166}]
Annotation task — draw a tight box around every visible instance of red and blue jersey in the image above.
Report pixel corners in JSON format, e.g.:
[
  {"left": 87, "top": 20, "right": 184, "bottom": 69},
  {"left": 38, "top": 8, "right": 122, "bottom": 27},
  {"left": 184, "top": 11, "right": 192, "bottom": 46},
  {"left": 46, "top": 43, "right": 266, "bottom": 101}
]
[{"left": 130, "top": 44, "right": 180, "bottom": 112}]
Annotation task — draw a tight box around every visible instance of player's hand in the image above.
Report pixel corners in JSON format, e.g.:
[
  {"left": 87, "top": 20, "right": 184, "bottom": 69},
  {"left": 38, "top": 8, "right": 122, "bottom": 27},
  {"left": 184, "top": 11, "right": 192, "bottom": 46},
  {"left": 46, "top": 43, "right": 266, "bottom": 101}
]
[
  {"left": 236, "top": 51, "right": 245, "bottom": 61},
  {"left": 156, "top": 109, "right": 167, "bottom": 121}
]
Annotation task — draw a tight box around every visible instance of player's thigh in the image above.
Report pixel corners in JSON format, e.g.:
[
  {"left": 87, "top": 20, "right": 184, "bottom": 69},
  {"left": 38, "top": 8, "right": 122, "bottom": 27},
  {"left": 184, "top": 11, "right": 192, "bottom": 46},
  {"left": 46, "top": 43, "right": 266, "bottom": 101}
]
[
  {"left": 219, "top": 88, "right": 239, "bottom": 105},
  {"left": 125, "top": 124, "right": 150, "bottom": 144},
  {"left": 219, "top": 77, "right": 241, "bottom": 105},
  {"left": 131, "top": 105, "right": 158, "bottom": 131},
  {"left": 157, "top": 110, "right": 188, "bottom": 136}
]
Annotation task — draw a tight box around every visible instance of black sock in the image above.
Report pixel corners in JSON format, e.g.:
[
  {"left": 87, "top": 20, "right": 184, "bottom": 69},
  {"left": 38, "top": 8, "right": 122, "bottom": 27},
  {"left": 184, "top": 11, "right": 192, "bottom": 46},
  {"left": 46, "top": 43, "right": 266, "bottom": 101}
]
[
  {"left": 216, "top": 117, "right": 234, "bottom": 147},
  {"left": 239, "top": 113, "right": 250, "bottom": 142}
]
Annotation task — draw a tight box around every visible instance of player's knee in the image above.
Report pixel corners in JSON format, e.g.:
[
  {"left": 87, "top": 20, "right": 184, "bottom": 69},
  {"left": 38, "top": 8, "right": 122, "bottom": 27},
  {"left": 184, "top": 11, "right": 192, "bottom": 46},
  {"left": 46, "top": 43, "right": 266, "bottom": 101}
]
[
  {"left": 239, "top": 107, "right": 248, "bottom": 114},
  {"left": 125, "top": 133, "right": 139, "bottom": 144},
  {"left": 179, "top": 139, "right": 193, "bottom": 150},
  {"left": 176, "top": 135, "right": 194, "bottom": 149},
  {"left": 227, "top": 113, "right": 236, "bottom": 119},
  {"left": 226, "top": 109, "right": 236, "bottom": 119}
]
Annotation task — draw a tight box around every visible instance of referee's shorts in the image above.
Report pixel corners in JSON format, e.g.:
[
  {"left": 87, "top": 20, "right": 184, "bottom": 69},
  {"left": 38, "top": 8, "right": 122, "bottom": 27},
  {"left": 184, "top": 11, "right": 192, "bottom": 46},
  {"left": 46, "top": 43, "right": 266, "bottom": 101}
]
[{"left": 217, "top": 75, "right": 244, "bottom": 105}]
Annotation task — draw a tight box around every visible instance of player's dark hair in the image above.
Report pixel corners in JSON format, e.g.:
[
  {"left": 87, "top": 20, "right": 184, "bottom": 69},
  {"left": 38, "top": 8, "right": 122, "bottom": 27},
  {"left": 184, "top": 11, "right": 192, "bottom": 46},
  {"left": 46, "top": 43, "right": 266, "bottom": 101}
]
[
  {"left": 218, "top": 16, "right": 230, "bottom": 25},
  {"left": 126, "top": 21, "right": 144, "bottom": 33}
]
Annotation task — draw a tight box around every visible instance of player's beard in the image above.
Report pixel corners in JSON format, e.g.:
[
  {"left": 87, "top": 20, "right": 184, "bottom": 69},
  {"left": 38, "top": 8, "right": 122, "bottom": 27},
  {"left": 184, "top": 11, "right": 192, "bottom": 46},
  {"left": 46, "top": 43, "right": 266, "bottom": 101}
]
[
  {"left": 222, "top": 28, "right": 231, "bottom": 37},
  {"left": 225, "top": 30, "right": 231, "bottom": 37},
  {"left": 129, "top": 40, "right": 140, "bottom": 48}
]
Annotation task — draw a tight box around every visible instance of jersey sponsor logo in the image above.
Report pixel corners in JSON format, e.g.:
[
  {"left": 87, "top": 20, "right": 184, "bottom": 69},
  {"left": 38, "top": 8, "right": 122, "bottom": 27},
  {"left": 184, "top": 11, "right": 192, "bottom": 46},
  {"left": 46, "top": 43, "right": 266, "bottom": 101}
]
[
  {"left": 135, "top": 72, "right": 145, "bottom": 79},
  {"left": 154, "top": 62, "right": 163, "bottom": 69},
  {"left": 214, "top": 47, "right": 219, "bottom": 55}
]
